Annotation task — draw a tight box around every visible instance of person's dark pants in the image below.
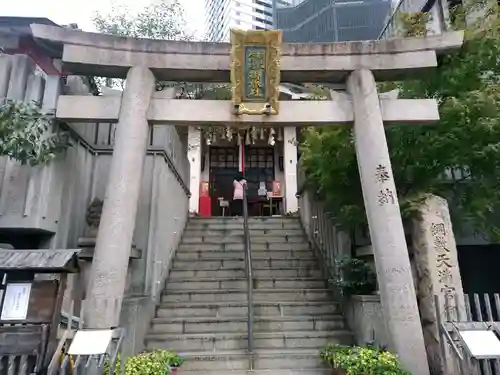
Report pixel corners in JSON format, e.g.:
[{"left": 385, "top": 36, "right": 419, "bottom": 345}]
[{"left": 232, "top": 199, "right": 243, "bottom": 216}]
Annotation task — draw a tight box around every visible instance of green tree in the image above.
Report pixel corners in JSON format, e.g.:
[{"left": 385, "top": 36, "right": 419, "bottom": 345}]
[
  {"left": 92, "top": 0, "right": 193, "bottom": 90},
  {"left": 92, "top": 0, "right": 192, "bottom": 41},
  {"left": 0, "top": 100, "right": 69, "bottom": 166},
  {"left": 299, "top": 1, "right": 500, "bottom": 238},
  {"left": 91, "top": 0, "right": 234, "bottom": 98}
]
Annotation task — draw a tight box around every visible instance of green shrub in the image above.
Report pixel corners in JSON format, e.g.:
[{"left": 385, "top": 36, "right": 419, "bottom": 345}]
[
  {"left": 105, "top": 350, "right": 184, "bottom": 375},
  {"left": 0, "top": 100, "right": 70, "bottom": 166},
  {"left": 320, "top": 344, "right": 411, "bottom": 375},
  {"left": 162, "top": 352, "right": 185, "bottom": 367},
  {"left": 329, "top": 257, "right": 377, "bottom": 296}
]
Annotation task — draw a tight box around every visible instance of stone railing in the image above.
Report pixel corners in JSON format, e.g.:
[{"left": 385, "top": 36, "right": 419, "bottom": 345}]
[{"left": 296, "top": 168, "right": 390, "bottom": 348}]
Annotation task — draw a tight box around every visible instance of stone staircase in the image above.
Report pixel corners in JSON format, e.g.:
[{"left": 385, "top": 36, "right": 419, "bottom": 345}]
[{"left": 145, "top": 217, "right": 352, "bottom": 375}]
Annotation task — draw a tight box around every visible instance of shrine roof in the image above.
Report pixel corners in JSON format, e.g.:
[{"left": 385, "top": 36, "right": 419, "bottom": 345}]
[
  {"left": 0, "top": 249, "right": 81, "bottom": 273},
  {"left": 0, "top": 17, "right": 59, "bottom": 32},
  {"left": 0, "top": 17, "right": 64, "bottom": 58}
]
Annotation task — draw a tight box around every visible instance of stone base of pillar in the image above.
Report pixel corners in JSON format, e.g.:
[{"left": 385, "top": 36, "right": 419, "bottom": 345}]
[{"left": 119, "top": 295, "right": 156, "bottom": 357}]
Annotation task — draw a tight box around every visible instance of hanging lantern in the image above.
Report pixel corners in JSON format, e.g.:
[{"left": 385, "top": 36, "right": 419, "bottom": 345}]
[
  {"left": 226, "top": 126, "right": 233, "bottom": 141},
  {"left": 245, "top": 130, "right": 251, "bottom": 145},
  {"left": 268, "top": 128, "right": 276, "bottom": 146},
  {"left": 251, "top": 127, "right": 258, "bottom": 144},
  {"left": 277, "top": 127, "right": 283, "bottom": 142},
  {"left": 260, "top": 128, "right": 265, "bottom": 140}
]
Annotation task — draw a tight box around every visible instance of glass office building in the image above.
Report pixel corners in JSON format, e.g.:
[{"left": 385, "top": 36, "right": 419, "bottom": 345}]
[
  {"left": 205, "top": 0, "right": 295, "bottom": 41},
  {"left": 274, "top": 0, "right": 391, "bottom": 42}
]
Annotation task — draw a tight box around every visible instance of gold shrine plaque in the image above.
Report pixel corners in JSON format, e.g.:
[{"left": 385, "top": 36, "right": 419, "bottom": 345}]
[{"left": 230, "top": 29, "right": 282, "bottom": 116}]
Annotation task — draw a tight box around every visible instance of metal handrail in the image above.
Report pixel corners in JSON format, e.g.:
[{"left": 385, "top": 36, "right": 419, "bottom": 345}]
[{"left": 242, "top": 185, "right": 254, "bottom": 368}]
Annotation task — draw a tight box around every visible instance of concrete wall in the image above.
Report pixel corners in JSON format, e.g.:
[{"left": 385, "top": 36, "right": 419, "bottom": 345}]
[
  {"left": 378, "top": 0, "right": 500, "bottom": 40},
  {"left": 345, "top": 295, "right": 389, "bottom": 348},
  {"left": 378, "top": 0, "right": 448, "bottom": 40},
  {"left": 0, "top": 53, "right": 190, "bottom": 352},
  {"left": 0, "top": 53, "right": 65, "bottom": 233}
]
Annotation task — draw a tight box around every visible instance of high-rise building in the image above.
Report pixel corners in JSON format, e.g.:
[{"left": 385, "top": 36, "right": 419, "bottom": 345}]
[
  {"left": 275, "top": 0, "right": 391, "bottom": 43},
  {"left": 205, "top": 0, "right": 391, "bottom": 43},
  {"left": 205, "top": 0, "right": 292, "bottom": 42}
]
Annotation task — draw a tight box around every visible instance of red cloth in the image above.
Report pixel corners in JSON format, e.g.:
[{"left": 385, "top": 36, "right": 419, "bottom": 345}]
[{"left": 199, "top": 196, "right": 211, "bottom": 217}]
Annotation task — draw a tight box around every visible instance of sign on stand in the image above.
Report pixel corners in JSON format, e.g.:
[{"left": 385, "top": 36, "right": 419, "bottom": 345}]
[
  {"left": 457, "top": 327, "right": 500, "bottom": 360},
  {"left": 0, "top": 282, "right": 32, "bottom": 321},
  {"left": 0, "top": 249, "right": 81, "bottom": 375}
]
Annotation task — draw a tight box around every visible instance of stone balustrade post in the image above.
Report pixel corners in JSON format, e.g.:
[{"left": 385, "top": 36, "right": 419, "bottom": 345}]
[
  {"left": 84, "top": 66, "right": 156, "bottom": 328},
  {"left": 346, "top": 69, "right": 430, "bottom": 375}
]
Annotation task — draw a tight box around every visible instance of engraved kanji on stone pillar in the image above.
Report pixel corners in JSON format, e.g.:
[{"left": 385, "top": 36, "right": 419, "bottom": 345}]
[{"left": 412, "top": 194, "right": 466, "bottom": 375}]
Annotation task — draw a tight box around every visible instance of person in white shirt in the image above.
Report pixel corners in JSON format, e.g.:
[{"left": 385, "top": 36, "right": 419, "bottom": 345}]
[{"left": 232, "top": 173, "right": 247, "bottom": 216}]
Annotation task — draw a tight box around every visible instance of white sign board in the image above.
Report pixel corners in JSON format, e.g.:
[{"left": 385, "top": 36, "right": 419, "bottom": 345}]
[
  {"left": 0, "top": 283, "right": 31, "bottom": 321},
  {"left": 68, "top": 329, "right": 114, "bottom": 355},
  {"left": 459, "top": 330, "right": 500, "bottom": 359}
]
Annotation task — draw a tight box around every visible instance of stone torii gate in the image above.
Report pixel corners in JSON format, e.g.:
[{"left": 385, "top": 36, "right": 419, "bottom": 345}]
[{"left": 30, "top": 24, "right": 464, "bottom": 375}]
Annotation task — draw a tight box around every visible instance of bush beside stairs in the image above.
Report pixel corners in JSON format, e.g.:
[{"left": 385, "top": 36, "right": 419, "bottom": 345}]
[{"left": 145, "top": 217, "right": 353, "bottom": 375}]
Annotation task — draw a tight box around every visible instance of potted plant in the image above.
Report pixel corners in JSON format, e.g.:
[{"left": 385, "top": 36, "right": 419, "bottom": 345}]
[
  {"left": 320, "top": 344, "right": 411, "bottom": 375},
  {"left": 165, "top": 352, "right": 185, "bottom": 375}
]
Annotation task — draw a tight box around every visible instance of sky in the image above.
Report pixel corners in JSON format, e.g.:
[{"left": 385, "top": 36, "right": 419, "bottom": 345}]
[{"left": 1, "top": 0, "right": 205, "bottom": 38}]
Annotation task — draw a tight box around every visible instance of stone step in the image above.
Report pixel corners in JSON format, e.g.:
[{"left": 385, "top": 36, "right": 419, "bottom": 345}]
[
  {"left": 166, "top": 278, "right": 326, "bottom": 291},
  {"left": 174, "top": 252, "right": 315, "bottom": 262},
  {"left": 175, "top": 250, "right": 313, "bottom": 261},
  {"left": 188, "top": 217, "right": 300, "bottom": 224},
  {"left": 149, "top": 349, "right": 328, "bottom": 371},
  {"left": 190, "top": 216, "right": 299, "bottom": 220},
  {"left": 156, "top": 301, "right": 342, "bottom": 318},
  {"left": 161, "top": 289, "right": 331, "bottom": 303},
  {"left": 168, "top": 267, "right": 323, "bottom": 280},
  {"left": 183, "top": 229, "right": 304, "bottom": 237},
  {"left": 145, "top": 330, "right": 352, "bottom": 352},
  {"left": 179, "top": 370, "right": 330, "bottom": 375},
  {"left": 182, "top": 236, "right": 305, "bottom": 244},
  {"left": 172, "top": 259, "right": 317, "bottom": 270},
  {"left": 178, "top": 243, "right": 310, "bottom": 251},
  {"left": 150, "top": 315, "right": 346, "bottom": 334},
  {"left": 187, "top": 222, "right": 303, "bottom": 229},
  {"left": 187, "top": 219, "right": 301, "bottom": 226}
]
